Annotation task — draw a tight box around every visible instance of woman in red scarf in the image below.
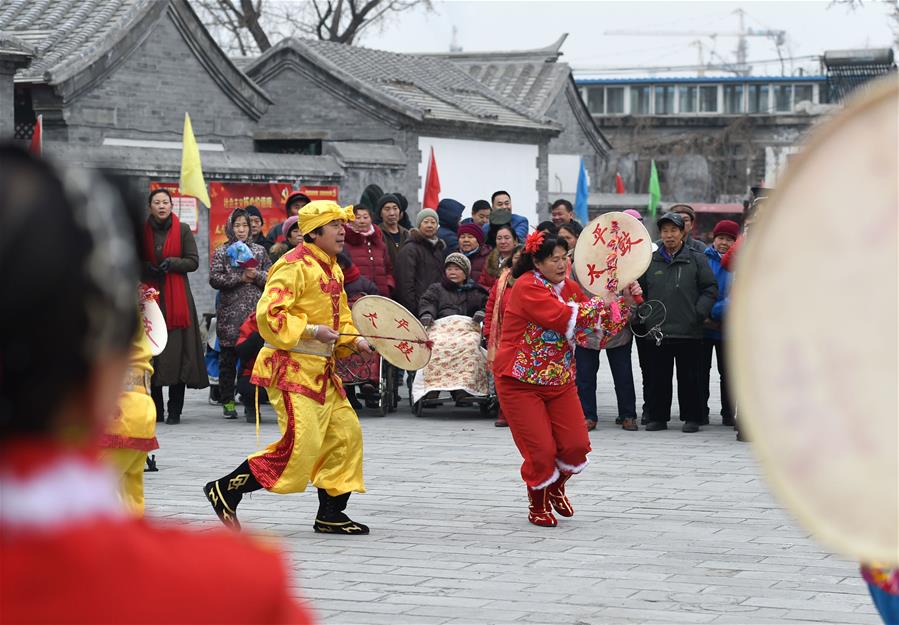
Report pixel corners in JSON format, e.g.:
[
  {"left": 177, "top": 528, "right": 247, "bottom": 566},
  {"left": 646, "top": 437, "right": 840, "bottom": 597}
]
[
  {"left": 493, "top": 231, "right": 639, "bottom": 527},
  {"left": 141, "top": 189, "right": 208, "bottom": 424}
]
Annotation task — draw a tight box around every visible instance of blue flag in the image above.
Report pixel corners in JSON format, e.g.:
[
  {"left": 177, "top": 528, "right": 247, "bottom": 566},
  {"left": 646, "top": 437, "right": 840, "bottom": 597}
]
[{"left": 575, "top": 158, "right": 589, "bottom": 223}]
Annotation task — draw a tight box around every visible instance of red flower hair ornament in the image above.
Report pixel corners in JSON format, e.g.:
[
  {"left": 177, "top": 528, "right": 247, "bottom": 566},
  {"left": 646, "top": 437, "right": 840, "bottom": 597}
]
[{"left": 524, "top": 230, "right": 545, "bottom": 254}]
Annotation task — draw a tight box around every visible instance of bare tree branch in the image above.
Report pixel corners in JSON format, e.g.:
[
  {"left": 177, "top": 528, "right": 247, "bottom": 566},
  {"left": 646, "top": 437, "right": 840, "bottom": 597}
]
[{"left": 191, "top": 0, "right": 433, "bottom": 54}]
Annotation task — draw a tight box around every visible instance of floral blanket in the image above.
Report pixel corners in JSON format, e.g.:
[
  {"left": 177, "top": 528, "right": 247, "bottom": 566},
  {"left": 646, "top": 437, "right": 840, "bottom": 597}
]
[{"left": 411, "top": 315, "right": 488, "bottom": 403}]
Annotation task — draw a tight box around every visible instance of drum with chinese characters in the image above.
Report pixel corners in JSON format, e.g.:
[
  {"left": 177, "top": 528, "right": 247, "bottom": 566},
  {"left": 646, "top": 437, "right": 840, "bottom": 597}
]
[
  {"left": 351, "top": 296, "right": 432, "bottom": 371},
  {"left": 139, "top": 286, "right": 167, "bottom": 356},
  {"left": 573, "top": 211, "right": 653, "bottom": 298}
]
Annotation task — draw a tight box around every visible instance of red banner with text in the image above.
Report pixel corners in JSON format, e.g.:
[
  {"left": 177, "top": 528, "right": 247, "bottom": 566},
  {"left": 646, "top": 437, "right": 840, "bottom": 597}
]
[{"left": 150, "top": 182, "right": 340, "bottom": 257}]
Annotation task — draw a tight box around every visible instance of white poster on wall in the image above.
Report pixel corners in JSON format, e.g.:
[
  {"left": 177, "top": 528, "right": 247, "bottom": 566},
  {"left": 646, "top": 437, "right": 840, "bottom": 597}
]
[{"left": 417, "top": 136, "right": 540, "bottom": 227}]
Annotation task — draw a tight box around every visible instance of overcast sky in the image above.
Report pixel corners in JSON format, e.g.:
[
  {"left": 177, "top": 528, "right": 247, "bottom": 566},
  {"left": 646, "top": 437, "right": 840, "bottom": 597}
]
[{"left": 359, "top": 0, "right": 897, "bottom": 77}]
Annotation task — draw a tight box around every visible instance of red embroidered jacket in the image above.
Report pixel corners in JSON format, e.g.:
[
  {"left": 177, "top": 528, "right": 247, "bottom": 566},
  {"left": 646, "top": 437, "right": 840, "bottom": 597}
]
[{"left": 493, "top": 271, "right": 628, "bottom": 386}]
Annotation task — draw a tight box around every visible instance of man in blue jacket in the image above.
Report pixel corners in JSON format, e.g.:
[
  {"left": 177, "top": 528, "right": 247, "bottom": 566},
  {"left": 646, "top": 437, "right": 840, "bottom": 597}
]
[
  {"left": 483, "top": 190, "right": 529, "bottom": 241},
  {"left": 700, "top": 219, "right": 739, "bottom": 426}
]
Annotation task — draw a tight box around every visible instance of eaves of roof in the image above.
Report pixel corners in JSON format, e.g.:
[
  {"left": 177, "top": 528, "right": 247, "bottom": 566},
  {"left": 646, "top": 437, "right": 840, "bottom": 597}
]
[
  {"left": 4, "top": 0, "right": 271, "bottom": 119},
  {"left": 244, "top": 37, "right": 560, "bottom": 135}
]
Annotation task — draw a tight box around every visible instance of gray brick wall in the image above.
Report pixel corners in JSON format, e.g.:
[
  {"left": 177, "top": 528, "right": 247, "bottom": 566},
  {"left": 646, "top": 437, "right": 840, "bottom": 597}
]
[
  {"left": 64, "top": 12, "right": 257, "bottom": 151},
  {"left": 0, "top": 62, "right": 14, "bottom": 138},
  {"left": 545, "top": 85, "right": 604, "bottom": 193}
]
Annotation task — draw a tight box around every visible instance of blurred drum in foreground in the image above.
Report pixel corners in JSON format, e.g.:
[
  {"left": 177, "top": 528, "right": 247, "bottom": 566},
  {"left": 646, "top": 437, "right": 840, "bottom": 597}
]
[{"left": 729, "top": 75, "right": 898, "bottom": 565}]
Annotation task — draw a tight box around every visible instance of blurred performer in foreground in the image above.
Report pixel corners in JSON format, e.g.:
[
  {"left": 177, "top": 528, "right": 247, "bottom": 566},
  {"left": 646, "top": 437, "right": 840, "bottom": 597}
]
[{"left": 0, "top": 145, "right": 313, "bottom": 624}]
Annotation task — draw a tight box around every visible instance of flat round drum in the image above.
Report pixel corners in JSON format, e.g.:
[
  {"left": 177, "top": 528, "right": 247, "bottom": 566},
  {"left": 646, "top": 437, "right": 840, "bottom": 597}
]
[
  {"left": 574, "top": 211, "right": 652, "bottom": 297},
  {"left": 728, "top": 75, "right": 898, "bottom": 565},
  {"left": 351, "top": 295, "right": 432, "bottom": 371}
]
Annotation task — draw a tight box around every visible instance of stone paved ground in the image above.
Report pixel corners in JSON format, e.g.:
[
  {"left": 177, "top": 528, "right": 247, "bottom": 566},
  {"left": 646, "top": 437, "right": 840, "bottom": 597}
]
[{"left": 146, "top": 354, "right": 878, "bottom": 625}]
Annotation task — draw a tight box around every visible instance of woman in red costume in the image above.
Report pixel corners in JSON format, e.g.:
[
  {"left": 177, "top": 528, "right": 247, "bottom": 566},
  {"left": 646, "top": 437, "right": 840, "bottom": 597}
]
[{"left": 493, "top": 231, "right": 640, "bottom": 527}]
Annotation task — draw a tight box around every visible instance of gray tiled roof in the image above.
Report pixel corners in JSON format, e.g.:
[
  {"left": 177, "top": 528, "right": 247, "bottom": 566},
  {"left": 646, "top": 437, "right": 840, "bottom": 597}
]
[
  {"left": 427, "top": 35, "right": 571, "bottom": 117},
  {"left": 247, "top": 38, "right": 559, "bottom": 132},
  {"left": 0, "top": 0, "right": 149, "bottom": 82}
]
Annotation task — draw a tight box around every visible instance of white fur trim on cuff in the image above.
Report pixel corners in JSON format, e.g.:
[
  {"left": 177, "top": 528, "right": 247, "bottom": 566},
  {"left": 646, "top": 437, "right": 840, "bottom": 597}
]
[
  {"left": 530, "top": 467, "right": 560, "bottom": 490},
  {"left": 556, "top": 457, "right": 590, "bottom": 474},
  {"left": 565, "top": 302, "right": 579, "bottom": 341}
]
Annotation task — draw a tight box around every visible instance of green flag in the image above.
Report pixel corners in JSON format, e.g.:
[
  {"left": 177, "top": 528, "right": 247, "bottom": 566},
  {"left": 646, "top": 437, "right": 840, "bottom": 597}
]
[{"left": 647, "top": 159, "right": 661, "bottom": 221}]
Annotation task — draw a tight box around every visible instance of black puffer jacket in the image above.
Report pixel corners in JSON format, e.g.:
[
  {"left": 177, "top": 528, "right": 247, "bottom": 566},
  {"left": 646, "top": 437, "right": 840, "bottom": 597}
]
[
  {"left": 394, "top": 228, "right": 446, "bottom": 316},
  {"left": 419, "top": 278, "right": 488, "bottom": 320},
  {"left": 638, "top": 245, "right": 718, "bottom": 340}
]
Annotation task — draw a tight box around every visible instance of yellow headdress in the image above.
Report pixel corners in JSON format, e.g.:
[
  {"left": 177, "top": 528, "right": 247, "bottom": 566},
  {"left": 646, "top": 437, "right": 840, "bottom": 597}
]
[{"left": 297, "top": 200, "right": 355, "bottom": 234}]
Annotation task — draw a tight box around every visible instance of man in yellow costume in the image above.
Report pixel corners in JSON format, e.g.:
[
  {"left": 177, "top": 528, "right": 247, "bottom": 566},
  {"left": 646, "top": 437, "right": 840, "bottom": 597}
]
[
  {"left": 98, "top": 292, "right": 160, "bottom": 516},
  {"left": 204, "top": 200, "right": 374, "bottom": 535}
]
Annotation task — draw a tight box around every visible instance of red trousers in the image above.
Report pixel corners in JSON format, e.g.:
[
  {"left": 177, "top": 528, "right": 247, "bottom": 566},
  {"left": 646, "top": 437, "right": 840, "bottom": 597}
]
[{"left": 495, "top": 375, "right": 592, "bottom": 488}]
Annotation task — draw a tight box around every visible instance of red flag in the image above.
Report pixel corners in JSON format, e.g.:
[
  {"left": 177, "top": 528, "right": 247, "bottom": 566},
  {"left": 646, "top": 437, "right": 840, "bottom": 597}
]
[
  {"left": 615, "top": 171, "right": 625, "bottom": 194},
  {"left": 29, "top": 115, "right": 42, "bottom": 156},
  {"left": 422, "top": 147, "right": 441, "bottom": 209}
]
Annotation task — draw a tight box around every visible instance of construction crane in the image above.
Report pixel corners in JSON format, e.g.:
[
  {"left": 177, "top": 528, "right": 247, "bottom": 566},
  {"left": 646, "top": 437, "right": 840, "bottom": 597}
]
[{"left": 605, "top": 9, "right": 786, "bottom": 76}]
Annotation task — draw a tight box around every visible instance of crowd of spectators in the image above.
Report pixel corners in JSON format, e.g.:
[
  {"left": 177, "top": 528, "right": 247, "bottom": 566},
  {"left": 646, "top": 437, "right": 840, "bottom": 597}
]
[{"left": 152, "top": 184, "right": 739, "bottom": 436}]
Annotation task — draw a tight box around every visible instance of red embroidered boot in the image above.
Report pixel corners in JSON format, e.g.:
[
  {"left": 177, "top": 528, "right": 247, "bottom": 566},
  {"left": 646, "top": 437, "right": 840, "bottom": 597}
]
[
  {"left": 547, "top": 471, "right": 574, "bottom": 517},
  {"left": 527, "top": 487, "right": 558, "bottom": 527}
]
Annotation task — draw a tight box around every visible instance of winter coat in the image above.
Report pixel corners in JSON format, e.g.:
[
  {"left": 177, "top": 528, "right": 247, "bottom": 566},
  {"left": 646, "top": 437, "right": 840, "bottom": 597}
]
[
  {"left": 436, "top": 198, "right": 465, "bottom": 255},
  {"left": 393, "top": 228, "right": 447, "bottom": 316},
  {"left": 379, "top": 224, "right": 409, "bottom": 274},
  {"left": 637, "top": 244, "right": 718, "bottom": 341},
  {"left": 140, "top": 215, "right": 208, "bottom": 389},
  {"left": 209, "top": 215, "right": 271, "bottom": 347},
  {"left": 703, "top": 246, "right": 732, "bottom": 341},
  {"left": 343, "top": 265, "right": 381, "bottom": 305},
  {"left": 250, "top": 232, "right": 273, "bottom": 253},
  {"left": 342, "top": 224, "right": 394, "bottom": 297},
  {"left": 463, "top": 245, "right": 491, "bottom": 285},
  {"left": 419, "top": 278, "right": 488, "bottom": 321}
]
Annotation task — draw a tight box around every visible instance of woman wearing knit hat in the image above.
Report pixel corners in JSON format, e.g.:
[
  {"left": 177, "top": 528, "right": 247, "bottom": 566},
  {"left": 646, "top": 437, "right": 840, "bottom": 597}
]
[
  {"left": 418, "top": 253, "right": 488, "bottom": 327},
  {"left": 457, "top": 222, "right": 490, "bottom": 283},
  {"left": 376, "top": 193, "right": 409, "bottom": 269},
  {"left": 699, "top": 219, "right": 739, "bottom": 427},
  {"left": 244, "top": 205, "right": 273, "bottom": 253},
  {"left": 414, "top": 252, "right": 490, "bottom": 408},
  {"left": 394, "top": 208, "right": 445, "bottom": 316}
]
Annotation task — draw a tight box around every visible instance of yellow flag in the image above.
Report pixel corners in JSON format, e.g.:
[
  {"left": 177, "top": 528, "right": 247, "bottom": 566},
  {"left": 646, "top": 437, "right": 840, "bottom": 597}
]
[{"left": 179, "top": 112, "right": 210, "bottom": 207}]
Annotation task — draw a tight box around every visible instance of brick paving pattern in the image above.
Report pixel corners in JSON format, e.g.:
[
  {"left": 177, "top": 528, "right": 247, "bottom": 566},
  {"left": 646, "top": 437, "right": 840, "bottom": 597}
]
[{"left": 146, "top": 355, "right": 877, "bottom": 624}]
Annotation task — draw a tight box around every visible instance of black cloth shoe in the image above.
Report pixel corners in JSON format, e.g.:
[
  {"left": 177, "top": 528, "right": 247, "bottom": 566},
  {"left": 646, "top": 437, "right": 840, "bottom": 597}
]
[
  {"left": 682, "top": 421, "right": 700, "bottom": 433},
  {"left": 645, "top": 421, "right": 667, "bottom": 431},
  {"left": 722, "top": 414, "right": 736, "bottom": 427},
  {"left": 165, "top": 414, "right": 180, "bottom": 425},
  {"left": 314, "top": 489, "right": 369, "bottom": 535},
  {"left": 203, "top": 460, "right": 262, "bottom": 531}
]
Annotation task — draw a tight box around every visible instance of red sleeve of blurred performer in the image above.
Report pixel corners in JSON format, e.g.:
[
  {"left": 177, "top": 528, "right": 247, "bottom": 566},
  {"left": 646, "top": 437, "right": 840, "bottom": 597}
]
[{"left": 0, "top": 518, "right": 317, "bottom": 624}]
